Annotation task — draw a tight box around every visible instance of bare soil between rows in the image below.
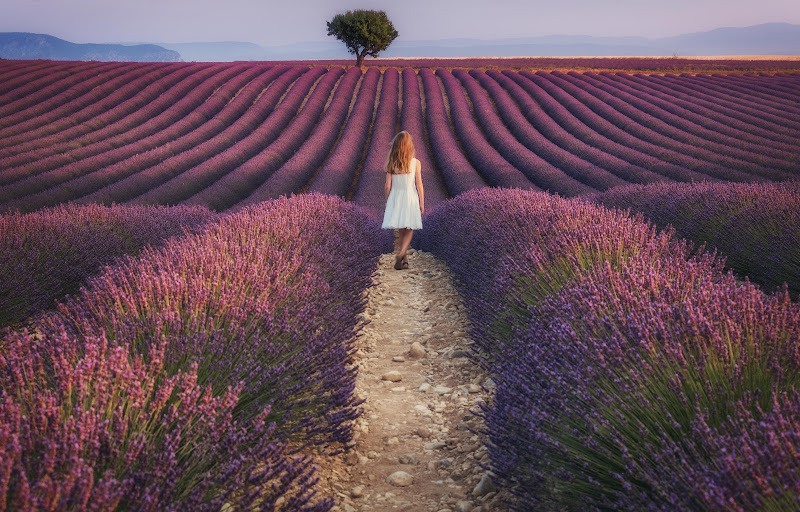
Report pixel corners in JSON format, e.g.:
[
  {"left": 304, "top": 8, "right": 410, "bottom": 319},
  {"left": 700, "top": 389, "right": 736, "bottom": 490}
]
[{"left": 317, "top": 250, "right": 510, "bottom": 512}]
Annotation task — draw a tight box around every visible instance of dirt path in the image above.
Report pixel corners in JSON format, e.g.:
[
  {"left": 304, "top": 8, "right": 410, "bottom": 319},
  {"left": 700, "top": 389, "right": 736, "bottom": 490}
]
[{"left": 321, "top": 250, "right": 509, "bottom": 512}]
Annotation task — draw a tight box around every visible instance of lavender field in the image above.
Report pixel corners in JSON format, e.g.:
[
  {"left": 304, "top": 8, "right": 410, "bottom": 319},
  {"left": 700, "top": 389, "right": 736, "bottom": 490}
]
[
  {"left": 2, "top": 59, "right": 800, "bottom": 510},
  {"left": 1, "top": 195, "right": 392, "bottom": 510},
  {"left": 594, "top": 181, "right": 800, "bottom": 298},
  {"left": 1, "top": 60, "right": 799, "bottom": 215},
  {"left": 418, "top": 188, "right": 800, "bottom": 511}
]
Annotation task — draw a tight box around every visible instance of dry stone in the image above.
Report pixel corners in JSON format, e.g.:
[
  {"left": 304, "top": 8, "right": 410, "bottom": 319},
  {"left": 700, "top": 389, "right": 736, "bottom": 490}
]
[
  {"left": 472, "top": 473, "right": 497, "bottom": 497},
  {"left": 386, "top": 471, "right": 414, "bottom": 487},
  {"left": 409, "top": 341, "right": 426, "bottom": 359},
  {"left": 382, "top": 371, "right": 403, "bottom": 382},
  {"left": 399, "top": 453, "right": 418, "bottom": 465}
]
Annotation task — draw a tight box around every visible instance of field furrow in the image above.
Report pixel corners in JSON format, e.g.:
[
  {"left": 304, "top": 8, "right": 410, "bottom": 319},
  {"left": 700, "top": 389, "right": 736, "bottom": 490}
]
[
  {"left": 582, "top": 72, "right": 800, "bottom": 162},
  {"left": 460, "top": 69, "right": 605, "bottom": 194},
  {"left": 0, "top": 63, "right": 229, "bottom": 192},
  {"left": 0, "top": 64, "right": 183, "bottom": 151},
  {"left": 189, "top": 66, "right": 356, "bottom": 210},
  {"left": 306, "top": 68, "right": 380, "bottom": 199},
  {"left": 2, "top": 59, "right": 800, "bottom": 512},
  {"left": 0, "top": 64, "right": 199, "bottom": 162},
  {"left": 0, "top": 61, "right": 797, "bottom": 213},
  {"left": 418, "top": 68, "right": 487, "bottom": 196},
  {"left": 85, "top": 65, "right": 297, "bottom": 205},
  {"left": 352, "top": 67, "right": 400, "bottom": 213},
  {"left": 550, "top": 71, "right": 788, "bottom": 180},
  {"left": 609, "top": 72, "right": 800, "bottom": 146},
  {"left": 400, "top": 67, "right": 449, "bottom": 209}
]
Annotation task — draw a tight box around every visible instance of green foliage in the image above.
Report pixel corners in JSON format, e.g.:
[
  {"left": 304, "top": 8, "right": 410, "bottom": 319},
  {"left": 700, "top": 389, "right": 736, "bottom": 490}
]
[{"left": 326, "top": 9, "right": 398, "bottom": 67}]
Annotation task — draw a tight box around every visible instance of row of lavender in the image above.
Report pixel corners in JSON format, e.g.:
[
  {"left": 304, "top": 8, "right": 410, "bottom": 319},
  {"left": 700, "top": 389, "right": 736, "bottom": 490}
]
[
  {"left": 0, "top": 203, "right": 217, "bottom": 328},
  {"left": 594, "top": 181, "right": 800, "bottom": 298},
  {"left": 417, "top": 188, "right": 800, "bottom": 511},
  {"left": 2, "top": 61, "right": 800, "bottom": 213},
  {"left": 0, "top": 194, "right": 393, "bottom": 510}
]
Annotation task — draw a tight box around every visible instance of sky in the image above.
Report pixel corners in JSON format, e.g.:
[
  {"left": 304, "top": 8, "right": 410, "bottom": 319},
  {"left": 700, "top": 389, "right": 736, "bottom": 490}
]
[{"left": 2, "top": 0, "right": 799, "bottom": 46}]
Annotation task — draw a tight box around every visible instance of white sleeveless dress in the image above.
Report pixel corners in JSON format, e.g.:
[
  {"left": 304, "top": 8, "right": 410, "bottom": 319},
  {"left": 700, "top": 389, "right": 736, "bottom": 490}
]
[{"left": 382, "top": 158, "right": 422, "bottom": 230}]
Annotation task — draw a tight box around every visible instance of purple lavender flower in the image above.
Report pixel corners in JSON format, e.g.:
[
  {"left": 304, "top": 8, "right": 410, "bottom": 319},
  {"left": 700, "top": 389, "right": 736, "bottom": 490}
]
[
  {"left": 417, "top": 187, "right": 800, "bottom": 511},
  {"left": 1, "top": 194, "right": 390, "bottom": 510}
]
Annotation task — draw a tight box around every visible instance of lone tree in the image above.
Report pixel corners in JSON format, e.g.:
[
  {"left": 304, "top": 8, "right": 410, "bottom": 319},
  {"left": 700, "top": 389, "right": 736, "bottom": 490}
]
[{"left": 327, "top": 10, "right": 398, "bottom": 68}]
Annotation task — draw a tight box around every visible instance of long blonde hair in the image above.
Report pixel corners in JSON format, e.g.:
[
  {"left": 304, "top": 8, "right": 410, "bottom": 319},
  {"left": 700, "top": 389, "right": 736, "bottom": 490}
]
[{"left": 385, "top": 131, "right": 415, "bottom": 175}]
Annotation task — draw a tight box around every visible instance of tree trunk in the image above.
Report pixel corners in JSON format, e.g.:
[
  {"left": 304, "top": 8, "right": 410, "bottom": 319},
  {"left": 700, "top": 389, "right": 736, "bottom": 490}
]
[{"left": 356, "top": 51, "right": 365, "bottom": 70}]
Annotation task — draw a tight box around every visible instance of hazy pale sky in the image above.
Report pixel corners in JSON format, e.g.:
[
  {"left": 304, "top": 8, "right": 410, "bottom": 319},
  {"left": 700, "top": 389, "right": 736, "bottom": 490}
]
[{"left": 2, "top": 0, "right": 799, "bottom": 45}]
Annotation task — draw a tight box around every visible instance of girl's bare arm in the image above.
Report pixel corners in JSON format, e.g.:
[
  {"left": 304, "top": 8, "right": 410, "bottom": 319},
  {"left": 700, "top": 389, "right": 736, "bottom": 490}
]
[
  {"left": 415, "top": 159, "right": 425, "bottom": 214},
  {"left": 385, "top": 172, "right": 392, "bottom": 200}
]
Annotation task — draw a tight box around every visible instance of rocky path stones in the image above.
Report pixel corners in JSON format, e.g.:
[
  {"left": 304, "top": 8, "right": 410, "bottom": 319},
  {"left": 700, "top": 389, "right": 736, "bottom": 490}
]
[{"left": 320, "top": 250, "right": 509, "bottom": 512}]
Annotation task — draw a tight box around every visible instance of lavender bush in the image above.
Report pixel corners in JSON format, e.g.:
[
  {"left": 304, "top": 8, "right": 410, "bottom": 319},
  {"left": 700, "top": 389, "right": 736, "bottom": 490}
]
[
  {"left": 594, "top": 180, "right": 800, "bottom": 297},
  {"left": 0, "top": 203, "right": 217, "bottom": 328},
  {"left": 50, "top": 194, "right": 388, "bottom": 445},
  {"left": 1, "top": 328, "right": 323, "bottom": 511},
  {"left": 417, "top": 188, "right": 800, "bottom": 511},
  {"left": 1, "top": 194, "right": 391, "bottom": 510}
]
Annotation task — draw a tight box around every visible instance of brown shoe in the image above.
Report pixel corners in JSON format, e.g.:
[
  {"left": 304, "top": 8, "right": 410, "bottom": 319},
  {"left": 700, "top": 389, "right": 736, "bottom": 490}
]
[{"left": 394, "top": 255, "right": 403, "bottom": 270}]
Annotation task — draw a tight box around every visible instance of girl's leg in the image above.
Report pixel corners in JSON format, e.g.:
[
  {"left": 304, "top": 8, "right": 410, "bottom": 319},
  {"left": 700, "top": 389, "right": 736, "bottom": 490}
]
[
  {"left": 394, "top": 229, "right": 407, "bottom": 269},
  {"left": 398, "top": 228, "right": 413, "bottom": 259},
  {"left": 395, "top": 229, "right": 405, "bottom": 256}
]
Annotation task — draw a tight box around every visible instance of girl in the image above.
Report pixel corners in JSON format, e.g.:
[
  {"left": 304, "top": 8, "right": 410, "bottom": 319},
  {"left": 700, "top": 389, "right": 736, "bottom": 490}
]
[{"left": 381, "top": 131, "right": 424, "bottom": 270}]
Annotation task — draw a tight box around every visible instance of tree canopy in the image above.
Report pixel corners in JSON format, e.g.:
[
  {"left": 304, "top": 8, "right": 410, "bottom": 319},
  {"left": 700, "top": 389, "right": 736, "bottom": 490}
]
[{"left": 326, "top": 10, "right": 399, "bottom": 68}]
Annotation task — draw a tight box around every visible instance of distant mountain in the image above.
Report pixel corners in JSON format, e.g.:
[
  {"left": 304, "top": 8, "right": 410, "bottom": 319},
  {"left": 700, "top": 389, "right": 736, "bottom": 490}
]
[
  {"left": 258, "top": 22, "right": 800, "bottom": 61},
  {"left": 379, "top": 23, "right": 800, "bottom": 57},
  {"left": 381, "top": 38, "right": 672, "bottom": 58},
  {"left": 0, "top": 33, "right": 181, "bottom": 62},
  {"left": 1, "top": 23, "right": 798, "bottom": 62},
  {"left": 158, "top": 42, "right": 264, "bottom": 62},
  {"left": 661, "top": 22, "right": 800, "bottom": 55},
  {"left": 152, "top": 23, "right": 800, "bottom": 61}
]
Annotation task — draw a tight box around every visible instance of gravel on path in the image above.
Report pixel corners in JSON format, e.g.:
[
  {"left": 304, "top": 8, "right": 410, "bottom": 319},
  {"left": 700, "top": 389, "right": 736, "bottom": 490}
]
[{"left": 317, "top": 250, "right": 510, "bottom": 512}]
